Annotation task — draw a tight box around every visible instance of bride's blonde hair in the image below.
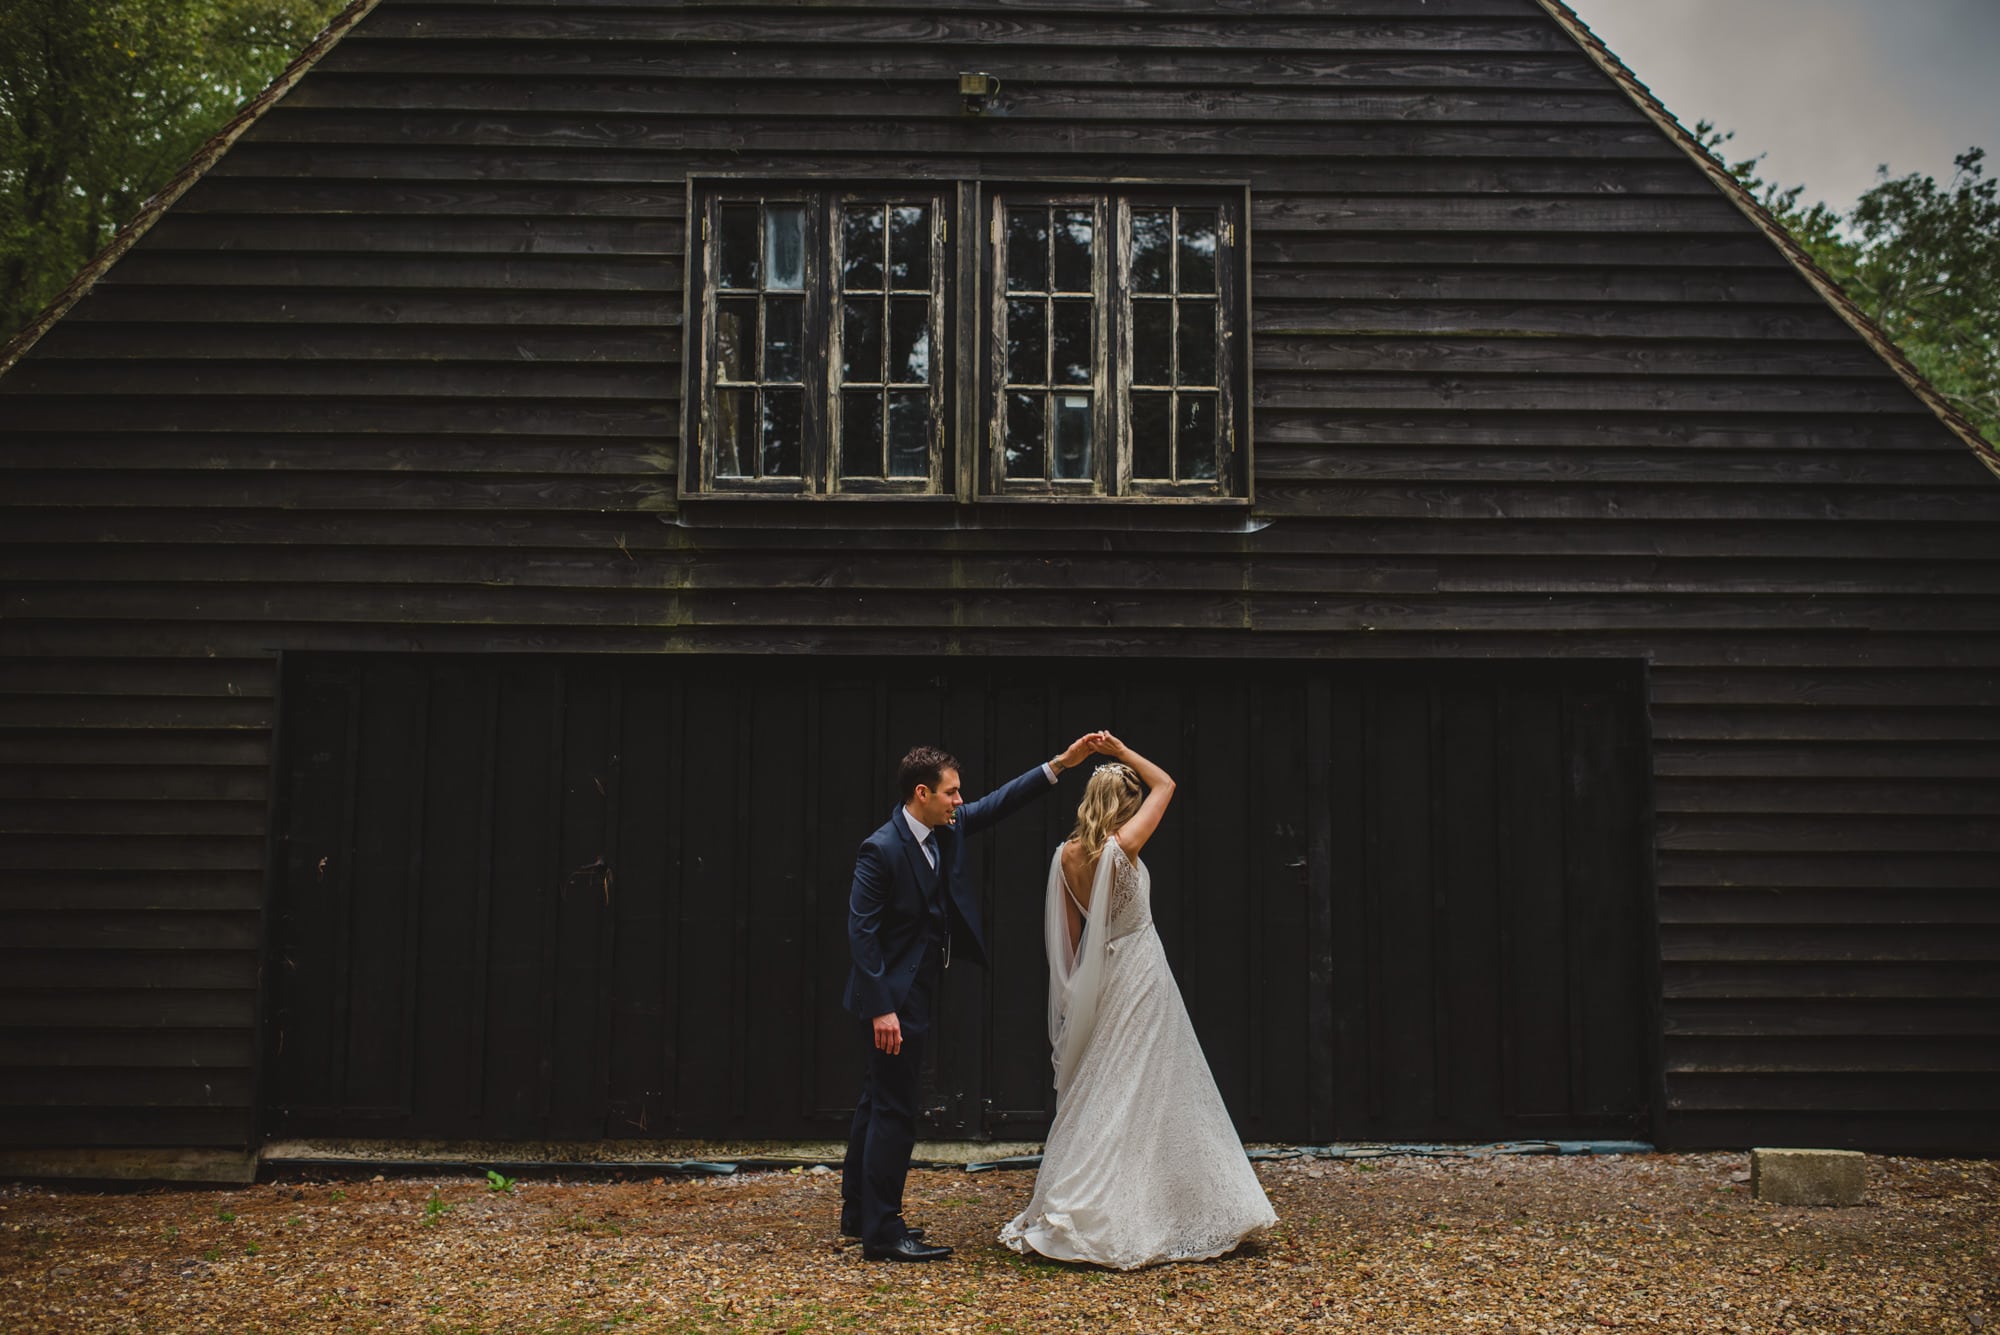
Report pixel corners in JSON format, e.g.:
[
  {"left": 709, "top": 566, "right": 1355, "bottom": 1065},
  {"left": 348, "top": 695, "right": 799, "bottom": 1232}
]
[{"left": 1069, "top": 762, "right": 1144, "bottom": 858}]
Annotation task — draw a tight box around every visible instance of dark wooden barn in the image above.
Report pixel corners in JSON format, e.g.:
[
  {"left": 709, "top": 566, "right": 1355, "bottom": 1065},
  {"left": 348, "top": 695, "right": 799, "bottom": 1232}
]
[{"left": 2, "top": 0, "right": 1995, "bottom": 1181}]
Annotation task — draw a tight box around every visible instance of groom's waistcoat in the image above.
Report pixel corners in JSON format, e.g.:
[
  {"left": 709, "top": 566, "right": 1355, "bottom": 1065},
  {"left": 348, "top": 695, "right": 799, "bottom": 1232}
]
[{"left": 842, "top": 764, "right": 1055, "bottom": 1021}]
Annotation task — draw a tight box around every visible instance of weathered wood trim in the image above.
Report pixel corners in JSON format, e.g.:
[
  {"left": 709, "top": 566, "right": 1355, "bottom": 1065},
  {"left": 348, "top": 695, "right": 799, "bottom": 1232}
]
[
  {"left": 0, "top": 0, "right": 387, "bottom": 380},
  {"left": 1531, "top": 0, "right": 2000, "bottom": 479},
  {"left": 0, "top": 1148, "right": 258, "bottom": 1184}
]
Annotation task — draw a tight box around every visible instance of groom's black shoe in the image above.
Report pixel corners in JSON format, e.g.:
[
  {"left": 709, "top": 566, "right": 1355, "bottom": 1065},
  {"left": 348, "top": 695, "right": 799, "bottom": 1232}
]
[{"left": 862, "top": 1235, "right": 953, "bottom": 1263}]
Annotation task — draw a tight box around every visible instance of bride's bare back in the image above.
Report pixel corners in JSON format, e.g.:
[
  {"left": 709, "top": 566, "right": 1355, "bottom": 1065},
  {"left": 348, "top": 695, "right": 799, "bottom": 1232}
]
[{"left": 1059, "top": 839, "right": 1096, "bottom": 953}]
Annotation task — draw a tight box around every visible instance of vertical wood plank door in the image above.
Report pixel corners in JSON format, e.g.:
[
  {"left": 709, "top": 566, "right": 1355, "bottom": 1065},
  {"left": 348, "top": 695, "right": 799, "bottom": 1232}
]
[
  {"left": 266, "top": 656, "right": 1651, "bottom": 1144},
  {"left": 1322, "top": 666, "right": 1655, "bottom": 1142}
]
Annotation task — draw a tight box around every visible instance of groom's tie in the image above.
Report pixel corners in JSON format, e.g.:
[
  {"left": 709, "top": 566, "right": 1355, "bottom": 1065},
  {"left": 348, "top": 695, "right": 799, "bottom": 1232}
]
[
  {"left": 922, "top": 833, "right": 946, "bottom": 901},
  {"left": 919, "top": 831, "right": 950, "bottom": 968}
]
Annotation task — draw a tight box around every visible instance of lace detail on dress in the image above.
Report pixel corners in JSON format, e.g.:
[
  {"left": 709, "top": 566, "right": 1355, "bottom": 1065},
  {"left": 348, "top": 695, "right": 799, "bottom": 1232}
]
[{"left": 1102, "top": 837, "right": 1149, "bottom": 939}]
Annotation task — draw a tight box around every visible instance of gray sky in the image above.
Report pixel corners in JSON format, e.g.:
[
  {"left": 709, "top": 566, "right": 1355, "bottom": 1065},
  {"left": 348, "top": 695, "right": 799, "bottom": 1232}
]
[{"left": 1564, "top": 0, "right": 2000, "bottom": 208}]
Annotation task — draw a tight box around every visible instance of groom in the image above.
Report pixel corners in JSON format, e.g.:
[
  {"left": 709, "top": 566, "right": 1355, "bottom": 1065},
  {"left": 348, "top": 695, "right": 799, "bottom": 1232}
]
[{"left": 842, "top": 736, "right": 1098, "bottom": 1262}]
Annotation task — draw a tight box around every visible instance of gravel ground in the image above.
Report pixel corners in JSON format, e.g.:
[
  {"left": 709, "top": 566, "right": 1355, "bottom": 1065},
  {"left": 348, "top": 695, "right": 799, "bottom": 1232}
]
[{"left": 1, "top": 1151, "right": 1993, "bottom": 1334}]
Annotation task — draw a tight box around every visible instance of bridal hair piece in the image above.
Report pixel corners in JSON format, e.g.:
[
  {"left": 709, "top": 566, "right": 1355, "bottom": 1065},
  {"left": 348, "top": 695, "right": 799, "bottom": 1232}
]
[{"left": 1068, "top": 762, "right": 1143, "bottom": 858}]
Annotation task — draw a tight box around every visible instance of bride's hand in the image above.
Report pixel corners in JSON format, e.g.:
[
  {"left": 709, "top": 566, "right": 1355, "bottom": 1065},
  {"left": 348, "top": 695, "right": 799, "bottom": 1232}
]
[{"left": 1092, "top": 731, "right": 1128, "bottom": 758}]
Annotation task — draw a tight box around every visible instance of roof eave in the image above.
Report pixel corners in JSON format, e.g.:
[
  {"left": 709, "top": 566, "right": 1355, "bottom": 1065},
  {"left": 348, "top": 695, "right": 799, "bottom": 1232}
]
[
  {"left": 1532, "top": 0, "right": 2000, "bottom": 482},
  {"left": 0, "top": 0, "right": 385, "bottom": 379}
]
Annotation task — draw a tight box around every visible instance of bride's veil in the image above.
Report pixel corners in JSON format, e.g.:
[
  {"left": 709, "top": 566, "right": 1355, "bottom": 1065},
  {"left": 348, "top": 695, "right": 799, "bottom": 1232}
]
[{"left": 1043, "top": 838, "right": 1118, "bottom": 1096}]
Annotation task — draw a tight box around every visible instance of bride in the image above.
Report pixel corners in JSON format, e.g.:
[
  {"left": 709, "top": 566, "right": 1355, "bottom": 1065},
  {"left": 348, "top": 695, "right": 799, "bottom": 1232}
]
[{"left": 1000, "top": 734, "right": 1276, "bottom": 1269}]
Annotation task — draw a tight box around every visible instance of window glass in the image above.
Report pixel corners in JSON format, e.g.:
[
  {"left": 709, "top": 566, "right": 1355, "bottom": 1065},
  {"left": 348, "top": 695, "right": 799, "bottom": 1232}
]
[
  {"left": 1177, "top": 210, "right": 1217, "bottom": 294},
  {"left": 1132, "top": 302, "right": 1172, "bottom": 387},
  {"left": 1053, "top": 209, "right": 1094, "bottom": 294},
  {"left": 840, "top": 391, "right": 883, "bottom": 479},
  {"left": 762, "top": 389, "right": 803, "bottom": 476},
  {"left": 843, "top": 300, "right": 882, "bottom": 382},
  {"left": 1130, "top": 210, "right": 1172, "bottom": 294},
  {"left": 888, "top": 392, "right": 931, "bottom": 477},
  {"left": 765, "top": 206, "right": 805, "bottom": 291},
  {"left": 1131, "top": 392, "right": 1172, "bottom": 480},
  {"left": 1005, "top": 391, "right": 1046, "bottom": 481},
  {"left": 1005, "top": 210, "right": 1048, "bottom": 292},
  {"left": 1053, "top": 394, "right": 1094, "bottom": 480},
  {"left": 889, "top": 299, "right": 931, "bottom": 384},
  {"left": 842, "top": 207, "right": 884, "bottom": 289},
  {"left": 889, "top": 205, "right": 929, "bottom": 289},
  {"left": 1178, "top": 308, "right": 1217, "bottom": 387},
  {"left": 718, "top": 205, "right": 760, "bottom": 289}
]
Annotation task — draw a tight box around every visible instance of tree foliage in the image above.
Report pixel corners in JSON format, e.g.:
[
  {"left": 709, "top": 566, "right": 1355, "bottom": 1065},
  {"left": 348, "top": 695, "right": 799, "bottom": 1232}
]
[
  {"left": 1700, "top": 122, "right": 2000, "bottom": 448},
  {"left": 0, "top": 0, "right": 348, "bottom": 342}
]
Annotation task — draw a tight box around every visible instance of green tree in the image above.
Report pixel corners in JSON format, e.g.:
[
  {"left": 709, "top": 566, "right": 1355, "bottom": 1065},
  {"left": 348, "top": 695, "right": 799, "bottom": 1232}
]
[
  {"left": 1700, "top": 122, "right": 2000, "bottom": 447},
  {"left": 0, "top": 0, "right": 347, "bottom": 343}
]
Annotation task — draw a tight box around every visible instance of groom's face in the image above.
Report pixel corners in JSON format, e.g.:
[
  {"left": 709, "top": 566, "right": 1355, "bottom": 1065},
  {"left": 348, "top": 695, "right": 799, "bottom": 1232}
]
[{"left": 912, "top": 767, "right": 963, "bottom": 828}]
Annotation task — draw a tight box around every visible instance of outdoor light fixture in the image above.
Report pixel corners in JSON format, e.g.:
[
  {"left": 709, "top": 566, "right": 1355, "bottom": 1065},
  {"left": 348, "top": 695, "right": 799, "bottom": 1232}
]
[{"left": 959, "top": 71, "right": 1001, "bottom": 114}]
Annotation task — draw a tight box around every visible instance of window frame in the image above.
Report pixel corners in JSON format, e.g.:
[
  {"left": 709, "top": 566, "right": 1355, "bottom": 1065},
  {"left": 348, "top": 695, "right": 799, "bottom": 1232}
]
[
  {"left": 828, "top": 190, "right": 952, "bottom": 496},
  {"left": 985, "top": 190, "right": 1113, "bottom": 497},
  {"left": 694, "top": 188, "right": 820, "bottom": 496},
  {"left": 983, "top": 186, "right": 1246, "bottom": 502},
  {"left": 686, "top": 181, "right": 955, "bottom": 500},
  {"left": 681, "top": 176, "right": 1250, "bottom": 505}
]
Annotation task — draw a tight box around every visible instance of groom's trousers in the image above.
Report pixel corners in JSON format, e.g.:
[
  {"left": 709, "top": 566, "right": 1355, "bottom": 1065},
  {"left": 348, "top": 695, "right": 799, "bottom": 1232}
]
[{"left": 841, "top": 945, "right": 942, "bottom": 1247}]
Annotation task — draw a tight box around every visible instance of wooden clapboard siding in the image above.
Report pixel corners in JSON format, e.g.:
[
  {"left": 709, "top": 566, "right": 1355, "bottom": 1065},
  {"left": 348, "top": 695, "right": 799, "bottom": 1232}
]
[
  {"left": 1, "top": 0, "right": 1997, "bottom": 1157},
  {"left": 0, "top": 655, "right": 273, "bottom": 1149}
]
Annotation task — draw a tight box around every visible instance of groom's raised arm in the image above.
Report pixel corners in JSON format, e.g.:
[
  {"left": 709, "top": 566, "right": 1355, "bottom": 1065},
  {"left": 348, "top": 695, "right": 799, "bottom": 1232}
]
[
  {"left": 846, "top": 839, "right": 898, "bottom": 1020},
  {"left": 956, "top": 734, "right": 1096, "bottom": 836}
]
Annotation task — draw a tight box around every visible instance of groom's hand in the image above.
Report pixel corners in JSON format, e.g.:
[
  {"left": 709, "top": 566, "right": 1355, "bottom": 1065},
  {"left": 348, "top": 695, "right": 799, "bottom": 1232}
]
[
  {"left": 1053, "top": 734, "right": 1097, "bottom": 773},
  {"left": 872, "top": 1012, "right": 903, "bottom": 1056}
]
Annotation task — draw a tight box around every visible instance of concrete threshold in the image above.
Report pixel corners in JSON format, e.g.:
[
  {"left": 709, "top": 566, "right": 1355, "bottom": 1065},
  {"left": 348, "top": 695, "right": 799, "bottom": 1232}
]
[
  {"left": 256, "top": 1137, "right": 1656, "bottom": 1181},
  {"left": 256, "top": 1138, "right": 1050, "bottom": 1180},
  {"left": 0, "top": 1138, "right": 1659, "bottom": 1186}
]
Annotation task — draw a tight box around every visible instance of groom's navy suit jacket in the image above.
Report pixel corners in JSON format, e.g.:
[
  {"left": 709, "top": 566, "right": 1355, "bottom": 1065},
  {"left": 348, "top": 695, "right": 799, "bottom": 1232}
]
[{"left": 843, "top": 765, "right": 1055, "bottom": 1022}]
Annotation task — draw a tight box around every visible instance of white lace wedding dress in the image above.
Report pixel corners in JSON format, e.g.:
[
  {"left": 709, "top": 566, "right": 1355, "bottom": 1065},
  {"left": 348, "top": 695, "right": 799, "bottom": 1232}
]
[{"left": 1000, "top": 835, "right": 1276, "bottom": 1269}]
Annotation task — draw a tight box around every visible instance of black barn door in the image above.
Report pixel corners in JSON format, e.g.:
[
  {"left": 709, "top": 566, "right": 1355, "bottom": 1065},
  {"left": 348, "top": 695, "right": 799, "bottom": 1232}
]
[
  {"left": 1321, "top": 669, "right": 1654, "bottom": 1141},
  {"left": 267, "top": 656, "right": 1651, "bottom": 1144}
]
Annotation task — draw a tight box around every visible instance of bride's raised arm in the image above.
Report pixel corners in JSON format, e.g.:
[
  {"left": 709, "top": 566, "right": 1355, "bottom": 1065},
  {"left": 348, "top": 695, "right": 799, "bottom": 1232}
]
[{"left": 1092, "top": 733, "right": 1175, "bottom": 858}]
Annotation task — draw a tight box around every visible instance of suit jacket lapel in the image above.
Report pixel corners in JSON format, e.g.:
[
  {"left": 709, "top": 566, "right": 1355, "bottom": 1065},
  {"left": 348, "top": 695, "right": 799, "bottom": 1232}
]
[{"left": 893, "top": 806, "right": 937, "bottom": 899}]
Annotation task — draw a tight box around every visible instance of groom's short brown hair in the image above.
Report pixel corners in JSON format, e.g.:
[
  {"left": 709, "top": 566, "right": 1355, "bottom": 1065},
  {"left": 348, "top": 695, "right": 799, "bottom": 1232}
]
[{"left": 897, "top": 746, "right": 959, "bottom": 800}]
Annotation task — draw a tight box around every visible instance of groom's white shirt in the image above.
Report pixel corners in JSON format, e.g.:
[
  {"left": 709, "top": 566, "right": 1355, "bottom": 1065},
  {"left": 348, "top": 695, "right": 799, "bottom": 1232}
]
[{"left": 901, "top": 807, "right": 935, "bottom": 867}]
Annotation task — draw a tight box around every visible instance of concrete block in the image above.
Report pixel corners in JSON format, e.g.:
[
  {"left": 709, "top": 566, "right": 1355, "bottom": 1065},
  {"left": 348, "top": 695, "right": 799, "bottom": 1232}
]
[{"left": 1750, "top": 1147, "right": 1865, "bottom": 1206}]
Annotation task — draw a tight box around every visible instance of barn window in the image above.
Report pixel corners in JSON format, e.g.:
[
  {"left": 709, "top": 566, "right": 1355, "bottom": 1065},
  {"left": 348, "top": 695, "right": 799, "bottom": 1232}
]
[
  {"left": 987, "top": 191, "right": 1243, "bottom": 499},
  {"left": 692, "top": 187, "right": 948, "bottom": 496},
  {"left": 687, "top": 182, "right": 1243, "bottom": 501}
]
